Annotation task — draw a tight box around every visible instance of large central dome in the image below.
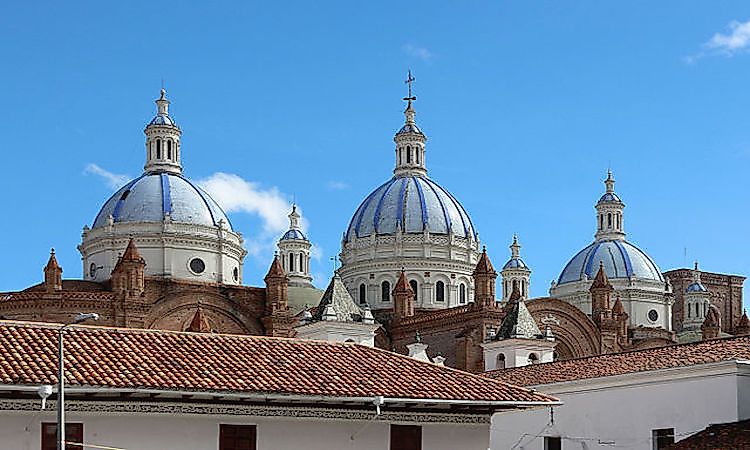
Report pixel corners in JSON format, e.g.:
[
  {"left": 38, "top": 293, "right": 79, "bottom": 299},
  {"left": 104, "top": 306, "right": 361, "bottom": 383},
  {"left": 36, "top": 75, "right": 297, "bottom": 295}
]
[
  {"left": 345, "top": 175, "right": 476, "bottom": 241},
  {"left": 338, "top": 81, "right": 481, "bottom": 311}
]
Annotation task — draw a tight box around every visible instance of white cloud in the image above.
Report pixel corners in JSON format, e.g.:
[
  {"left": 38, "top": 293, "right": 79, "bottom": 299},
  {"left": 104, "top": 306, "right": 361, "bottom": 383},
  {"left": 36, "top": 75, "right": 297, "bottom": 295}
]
[
  {"left": 688, "top": 19, "right": 750, "bottom": 62},
  {"left": 326, "top": 180, "right": 349, "bottom": 190},
  {"left": 403, "top": 44, "right": 433, "bottom": 62},
  {"left": 706, "top": 19, "right": 750, "bottom": 54},
  {"left": 84, "top": 163, "right": 130, "bottom": 190},
  {"left": 197, "top": 172, "right": 294, "bottom": 236},
  {"left": 197, "top": 172, "right": 316, "bottom": 265}
]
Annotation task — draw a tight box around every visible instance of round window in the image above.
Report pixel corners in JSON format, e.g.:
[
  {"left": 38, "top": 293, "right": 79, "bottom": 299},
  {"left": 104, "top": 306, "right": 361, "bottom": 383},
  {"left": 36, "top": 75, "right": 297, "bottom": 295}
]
[
  {"left": 233, "top": 267, "right": 239, "bottom": 281},
  {"left": 648, "top": 309, "right": 659, "bottom": 322},
  {"left": 189, "top": 258, "right": 206, "bottom": 274},
  {"left": 89, "top": 262, "right": 97, "bottom": 278}
]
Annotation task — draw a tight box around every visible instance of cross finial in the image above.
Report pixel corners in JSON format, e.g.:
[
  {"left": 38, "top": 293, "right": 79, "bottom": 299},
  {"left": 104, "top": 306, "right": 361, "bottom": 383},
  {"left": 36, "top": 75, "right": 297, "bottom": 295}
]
[{"left": 404, "top": 70, "right": 416, "bottom": 102}]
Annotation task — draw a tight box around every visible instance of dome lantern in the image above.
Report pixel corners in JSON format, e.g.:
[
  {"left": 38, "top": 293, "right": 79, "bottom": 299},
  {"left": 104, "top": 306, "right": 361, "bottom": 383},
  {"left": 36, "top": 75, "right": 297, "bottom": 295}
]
[
  {"left": 277, "top": 204, "right": 313, "bottom": 288},
  {"left": 595, "top": 170, "right": 625, "bottom": 241},
  {"left": 393, "top": 71, "right": 427, "bottom": 178},
  {"left": 144, "top": 88, "right": 182, "bottom": 175}
]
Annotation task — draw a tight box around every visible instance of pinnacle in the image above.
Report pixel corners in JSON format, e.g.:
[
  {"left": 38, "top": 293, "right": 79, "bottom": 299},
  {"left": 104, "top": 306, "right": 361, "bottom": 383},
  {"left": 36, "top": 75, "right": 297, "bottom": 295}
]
[
  {"left": 590, "top": 262, "right": 612, "bottom": 290},
  {"left": 473, "top": 247, "right": 496, "bottom": 276},
  {"left": 121, "top": 238, "right": 143, "bottom": 262},
  {"left": 264, "top": 254, "right": 286, "bottom": 280},
  {"left": 394, "top": 269, "right": 412, "bottom": 295}
]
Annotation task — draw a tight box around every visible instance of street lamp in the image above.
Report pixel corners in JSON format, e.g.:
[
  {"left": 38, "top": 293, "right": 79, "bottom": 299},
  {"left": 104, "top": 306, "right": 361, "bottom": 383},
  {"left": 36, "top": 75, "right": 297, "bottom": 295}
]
[{"left": 57, "top": 313, "right": 99, "bottom": 450}]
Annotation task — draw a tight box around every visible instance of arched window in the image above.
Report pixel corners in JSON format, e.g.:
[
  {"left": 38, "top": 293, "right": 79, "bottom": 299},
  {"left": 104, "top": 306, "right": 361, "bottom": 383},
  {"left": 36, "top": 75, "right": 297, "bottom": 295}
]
[
  {"left": 496, "top": 354, "right": 506, "bottom": 370},
  {"left": 149, "top": 142, "right": 152, "bottom": 160},
  {"left": 617, "top": 213, "right": 621, "bottom": 230},
  {"left": 703, "top": 303, "right": 707, "bottom": 316},
  {"left": 381, "top": 281, "right": 391, "bottom": 302},
  {"left": 156, "top": 139, "right": 161, "bottom": 159},
  {"left": 398, "top": 147, "right": 402, "bottom": 165},
  {"left": 607, "top": 213, "right": 612, "bottom": 228},
  {"left": 406, "top": 146, "right": 412, "bottom": 163},
  {"left": 409, "top": 280, "right": 418, "bottom": 302},
  {"left": 289, "top": 253, "right": 295, "bottom": 272},
  {"left": 522, "top": 280, "right": 527, "bottom": 297},
  {"left": 688, "top": 303, "right": 691, "bottom": 318},
  {"left": 436, "top": 281, "right": 445, "bottom": 302},
  {"left": 416, "top": 147, "right": 420, "bottom": 165},
  {"left": 599, "top": 214, "right": 603, "bottom": 230},
  {"left": 528, "top": 353, "right": 539, "bottom": 365},
  {"left": 299, "top": 253, "right": 304, "bottom": 273},
  {"left": 459, "top": 283, "right": 466, "bottom": 304},
  {"left": 359, "top": 283, "right": 366, "bottom": 304},
  {"left": 167, "top": 140, "right": 172, "bottom": 160}
]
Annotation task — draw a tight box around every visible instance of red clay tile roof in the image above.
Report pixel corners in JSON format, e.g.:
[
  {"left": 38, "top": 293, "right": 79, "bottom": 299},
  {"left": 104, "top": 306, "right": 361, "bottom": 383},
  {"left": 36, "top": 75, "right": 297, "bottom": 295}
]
[
  {"left": 485, "top": 335, "right": 750, "bottom": 387},
  {"left": 0, "top": 321, "right": 555, "bottom": 404},
  {"left": 666, "top": 418, "right": 750, "bottom": 449}
]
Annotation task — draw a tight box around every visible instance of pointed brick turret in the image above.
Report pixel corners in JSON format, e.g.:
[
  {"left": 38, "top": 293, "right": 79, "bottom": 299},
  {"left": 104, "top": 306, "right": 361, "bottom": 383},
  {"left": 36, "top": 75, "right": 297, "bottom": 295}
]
[
  {"left": 590, "top": 261, "right": 612, "bottom": 290},
  {"left": 590, "top": 262, "right": 614, "bottom": 326},
  {"left": 702, "top": 306, "right": 721, "bottom": 340},
  {"left": 111, "top": 239, "right": 146, "bottom": 299},
  {"left": 393, "top": 269, "right": 414, "bottom": 322},
  {"left": 262, "top": 254, "right": 292, "bottom": 337},
  {"left": 43, "top": 248, "right": 63, "bottom": 292},
  {"left": 736, "top": 310, "right": 750, "bottom": 336},
  {"left": 613, "top": 295, "right": 625, "bottom": 315},
  {"left": 121, "top": 238, "right": 143, "bottom": 262},
  {"left": 612, "top": 295, "right": 629, "bottom": 346},
  {"left": 185, "top": 304, "right": 211, "bottom": 333},
  {"left": 473, "top": 247, "right": 498, "bottom": 310}
]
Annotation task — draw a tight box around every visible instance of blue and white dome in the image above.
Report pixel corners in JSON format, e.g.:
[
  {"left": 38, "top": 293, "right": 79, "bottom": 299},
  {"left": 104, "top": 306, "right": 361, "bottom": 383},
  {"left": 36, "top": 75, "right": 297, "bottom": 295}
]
[
  {"left": 686, "top": 281, "right": 708, "bottom": 293},
  {"left": 92, "top": 173, "right": 232, "bottom": 231},
  {"left": 345, "top": 175, "right": 477, "bottom": 241},
  {"left": 503, "top": 258, "right": 528, "bottom": 270},
  {"left": 280, "top": 229, "right": 307, "bottom": 241},
  {"left": 148, "top": 114, "right": 177, "bottom": 127},
  {"left": 557, "top": 240, "right": 663, "bottom": 285}
]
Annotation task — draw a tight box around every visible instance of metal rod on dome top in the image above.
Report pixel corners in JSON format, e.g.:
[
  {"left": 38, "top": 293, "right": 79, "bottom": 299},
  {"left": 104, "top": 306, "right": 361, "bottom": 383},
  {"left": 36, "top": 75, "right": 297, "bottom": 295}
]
[{"left": 57, "top": 313, "right": 99, "bottom": 450}]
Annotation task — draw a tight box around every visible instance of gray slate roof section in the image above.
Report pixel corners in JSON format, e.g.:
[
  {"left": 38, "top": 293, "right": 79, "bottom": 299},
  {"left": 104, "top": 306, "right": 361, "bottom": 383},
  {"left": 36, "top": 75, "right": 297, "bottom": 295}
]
[
  {"left": 312, "top": 273, "right": 365, "bottom": 322},
  {"left": 496, "top": 300, "right": 542, "bottom": 340}
]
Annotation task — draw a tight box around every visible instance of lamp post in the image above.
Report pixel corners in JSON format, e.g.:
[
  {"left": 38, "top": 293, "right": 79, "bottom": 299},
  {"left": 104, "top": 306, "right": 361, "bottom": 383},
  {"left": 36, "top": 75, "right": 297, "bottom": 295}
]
[{"left": 57, "top": 313, "right": 99, "bottom": 450}]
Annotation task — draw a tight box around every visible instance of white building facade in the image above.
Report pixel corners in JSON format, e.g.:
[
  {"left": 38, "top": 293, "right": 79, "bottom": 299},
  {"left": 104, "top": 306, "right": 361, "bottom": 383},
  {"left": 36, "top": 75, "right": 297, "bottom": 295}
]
[{"left": 491, "top": 360, "right": 750, "bottom": 450}]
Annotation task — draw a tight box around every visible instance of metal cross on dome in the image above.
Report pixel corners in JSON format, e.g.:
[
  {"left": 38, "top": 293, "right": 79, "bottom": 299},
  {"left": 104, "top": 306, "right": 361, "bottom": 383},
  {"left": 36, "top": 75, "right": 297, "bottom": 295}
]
[{"left": 404, "top": 70, "right": 416, "bottom": 102}]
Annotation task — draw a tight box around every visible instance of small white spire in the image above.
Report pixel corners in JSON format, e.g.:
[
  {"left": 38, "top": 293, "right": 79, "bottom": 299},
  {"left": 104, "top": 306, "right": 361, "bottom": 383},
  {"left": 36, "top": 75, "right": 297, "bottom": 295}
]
[
  {"left": 144, "top": 88, "right": 182, "bottom": 174},
  {"left": 605, "top": 169, "right": 615, "bottom": 194},
  {"left": 594, "top": 169, "right": 626, "bottom": 241},
  {"left": 510, "top": 234, "right": 520, "bottom": 259},
  {"left": 393, "top": 70, "right": 427, "bottom": 177},
  {"left": 156, "top": 88, "right": 169, "bottom": 115},
  {"left": 288, "top": 204, "right": 301, "bottom": 230}
]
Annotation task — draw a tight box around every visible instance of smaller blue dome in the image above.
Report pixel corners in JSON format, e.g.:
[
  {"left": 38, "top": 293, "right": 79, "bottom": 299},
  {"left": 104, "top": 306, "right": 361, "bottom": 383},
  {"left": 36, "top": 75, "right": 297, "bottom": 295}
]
[
  {"left": 598, "top": 192, "right": 621, "bottom": 203},
  {"left": 503, "top": 258, "right": 527, "bottom": 270},
  {"left": 396, "top": 123, "right": 423, "bottom": 135},
  {"left": 281, "top": 229, "right": 307, "bottom": 241},
  {"left": 149, "top": 114, "right": 177, "bottom": 126},
  {"left": 686, "top": 282, "right": 708, "bottom": 293},
  {"left": 557, "top": 239, "right": 663, "bottom": 285}
]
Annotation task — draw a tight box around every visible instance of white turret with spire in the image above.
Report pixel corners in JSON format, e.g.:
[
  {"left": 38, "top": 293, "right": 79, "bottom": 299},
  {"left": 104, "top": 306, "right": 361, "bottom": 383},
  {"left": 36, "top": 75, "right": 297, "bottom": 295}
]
[
  {"left": 393, "top": 71, "right": 428, "bottom": 177},
  {"left": 682, "top": 261, "right": 710, "bottom": 331},
  {"left": 144, "top": 88, "right": 182, "bottom": 174},
  {"left": 595, "top": 170, "right": 625, "bottom": 241},
  {"left": 278, "top": 204, "right": 313, "bottom": 287},
  {"left": 501, "top": 234, "right": 532, "bottom": 301}
]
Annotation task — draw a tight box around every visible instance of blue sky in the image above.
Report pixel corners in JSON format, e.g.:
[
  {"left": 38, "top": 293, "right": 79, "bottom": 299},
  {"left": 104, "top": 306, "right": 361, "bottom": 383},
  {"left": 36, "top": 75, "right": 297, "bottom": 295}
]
[{"left": 0, "top": 1, "right": 748, "bottom": 310}]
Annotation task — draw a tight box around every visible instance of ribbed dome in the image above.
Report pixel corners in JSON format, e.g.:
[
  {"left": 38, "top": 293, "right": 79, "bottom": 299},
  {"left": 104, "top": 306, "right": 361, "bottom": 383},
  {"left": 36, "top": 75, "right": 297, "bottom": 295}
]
[
  {"left": 557, "top": 240, "right": 663, "bottom": 285},
  {"left": 148, "top": 114, "right": 177, "bottom": 126},
  {"left": 345, "top": 175, "right": 476, "bottom": 241},
  {"left": 503, "top": 258, "right": 528, "bottom": 270},
  {"left": 92, "top": 173, "right": 231, "bottom": 230},
  {"left": 280, "top": 229, "right": 307, "bottom": 241}
]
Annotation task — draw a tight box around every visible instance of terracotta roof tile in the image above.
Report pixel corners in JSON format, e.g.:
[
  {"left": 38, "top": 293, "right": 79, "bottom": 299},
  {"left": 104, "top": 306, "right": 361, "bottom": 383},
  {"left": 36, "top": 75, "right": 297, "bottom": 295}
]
[
  {"left": 0, "top": 321, "right": 555, "bottom": 404},
  {"left": 667, "top": 418, "right": 750, "bottom": 449},
  {"left": 485, "top": 335, "right": 750, "bottom": 386}
]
